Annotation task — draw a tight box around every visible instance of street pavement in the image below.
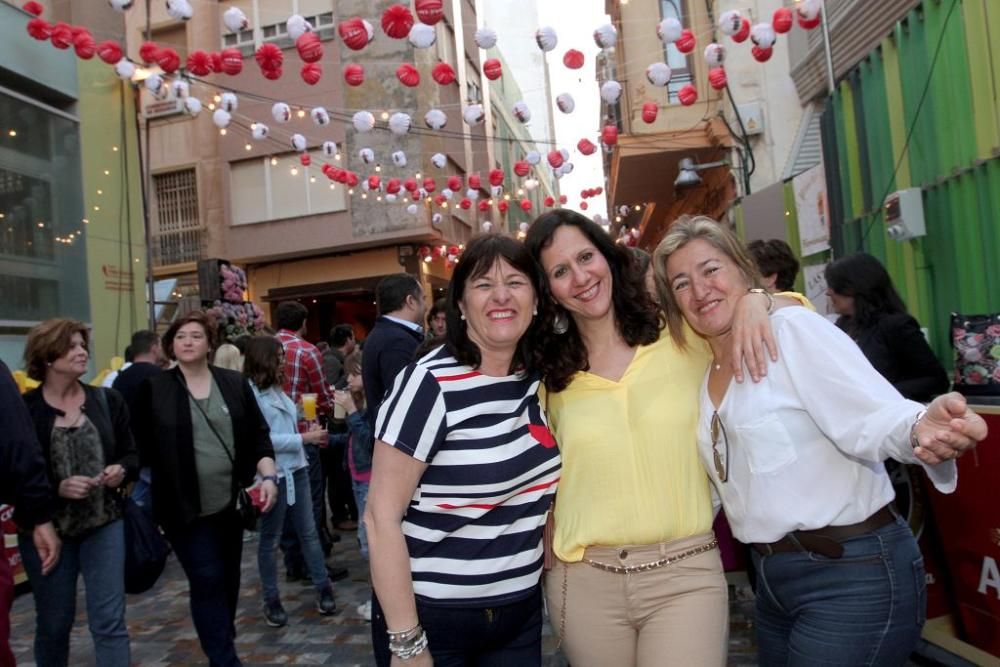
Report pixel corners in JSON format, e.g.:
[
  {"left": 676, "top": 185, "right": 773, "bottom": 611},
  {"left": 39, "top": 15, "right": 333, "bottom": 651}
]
[{"left": 10, "top": 529, "right": 758, "bottom": 666}]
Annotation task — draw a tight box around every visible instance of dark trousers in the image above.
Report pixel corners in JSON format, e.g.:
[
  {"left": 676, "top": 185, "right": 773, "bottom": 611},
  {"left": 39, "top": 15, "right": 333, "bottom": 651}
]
[
  {"left": 322, "top": 439, "right": 357, "bottom": 524},
  {"left": 281, "top": 444, "right": 330, "bottom": 573},
  {"left": 372, "top": 587, "right": 543, "bottom": 667},
  {"left": 0, "top": 544, "right": 13, "bottom": 667},
  {"left": 167, "top": 510, "right": 244, "bottom": 667}
]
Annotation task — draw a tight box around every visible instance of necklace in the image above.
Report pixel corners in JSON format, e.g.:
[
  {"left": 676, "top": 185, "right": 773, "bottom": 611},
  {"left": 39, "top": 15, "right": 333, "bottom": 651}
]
[{"left": 712, "top": 361, "right": 722, "bottom": 371}]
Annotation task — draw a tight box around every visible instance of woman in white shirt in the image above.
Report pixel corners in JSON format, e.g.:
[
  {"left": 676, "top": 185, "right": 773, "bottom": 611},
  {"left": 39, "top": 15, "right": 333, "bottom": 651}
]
[{"left": 652, "top": 216, "right": 987, "bottom": 666}]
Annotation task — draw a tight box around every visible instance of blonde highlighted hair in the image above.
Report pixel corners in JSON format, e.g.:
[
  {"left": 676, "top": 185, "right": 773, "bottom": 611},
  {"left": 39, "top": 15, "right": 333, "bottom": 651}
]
[{"left": 652, "top": 215, "right": 762, "bottom": 348}]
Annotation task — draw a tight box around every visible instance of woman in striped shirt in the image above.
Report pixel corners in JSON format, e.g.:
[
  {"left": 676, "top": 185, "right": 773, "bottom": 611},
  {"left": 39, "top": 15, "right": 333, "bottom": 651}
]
[{"left": 365, "top": 235, "right": 560, "bottom": 666}]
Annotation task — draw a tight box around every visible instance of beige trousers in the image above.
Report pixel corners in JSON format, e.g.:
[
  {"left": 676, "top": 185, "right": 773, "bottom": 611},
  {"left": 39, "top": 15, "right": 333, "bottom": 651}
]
[{"left": 544, "top": 532, "right": 729, "bottom": 667}]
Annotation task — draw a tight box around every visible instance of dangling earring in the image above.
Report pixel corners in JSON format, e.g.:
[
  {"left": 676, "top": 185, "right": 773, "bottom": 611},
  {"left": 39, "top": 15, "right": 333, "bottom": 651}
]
[
  {"left": 532, "top": 307, "right": 538, "bottom": 316},
  {"left": 460, "top": 314, "right": 466, "bottom": 321},
  {"left": 553, "top": 311, "right": 569, "bottom": 335}
]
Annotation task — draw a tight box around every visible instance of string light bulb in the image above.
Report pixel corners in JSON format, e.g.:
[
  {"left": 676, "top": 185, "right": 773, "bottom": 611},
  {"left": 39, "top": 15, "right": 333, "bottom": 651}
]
[
  {"left": 219, "top": 128, "right": 227, "bottom": 135},
  {"left": 290, "top": 167, "right": 298, "bottom": 176},
  {"left": 270, "top": 157, "right": 278, "bottom": 166},
  {"left": 297, "top": 109, "right": 306, "bottom": 119}
]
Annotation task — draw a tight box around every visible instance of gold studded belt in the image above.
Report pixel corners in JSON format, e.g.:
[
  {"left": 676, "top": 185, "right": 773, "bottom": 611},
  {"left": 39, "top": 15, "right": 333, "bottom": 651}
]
[{"left": 582, "top": 538, "right": 719, "bottom": 574}]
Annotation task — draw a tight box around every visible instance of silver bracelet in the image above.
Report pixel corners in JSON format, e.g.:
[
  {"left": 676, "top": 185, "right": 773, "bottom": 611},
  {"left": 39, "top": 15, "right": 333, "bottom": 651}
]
[
  {"left": 388, "top": 626, "right": 428, "bottom": 660},
  {"left": 748, "top": 288, "right": 775, "bottom": 314},
  {"left": 910, "top": 409, "right": 927, "bottom": 449}
]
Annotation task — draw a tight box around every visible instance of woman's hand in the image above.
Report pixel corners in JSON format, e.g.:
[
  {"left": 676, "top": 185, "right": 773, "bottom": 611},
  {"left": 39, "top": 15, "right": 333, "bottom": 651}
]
[
  {"left": 729, "top": 291, "right": 779, "bottom": 383},
  {"left": 334, "top": 390, "right": 357, "bottom": 415},
  {"left": 101, "top": 464, "right": 126, "bottom": 488},
  {"left": 258, "top": 478, "right": 279, "bottom": 513},
  {"left": 391, "top": 651, "right": 432, "bottom": 667},
  {"left": 302, "top": 427, "right": 329, "bottom": 445},
  {"left": 58, "top": 475, "right": 99, "bottom": 499},
  {"left": 913, "top": 392, "right": 988, "bottom": 465}
]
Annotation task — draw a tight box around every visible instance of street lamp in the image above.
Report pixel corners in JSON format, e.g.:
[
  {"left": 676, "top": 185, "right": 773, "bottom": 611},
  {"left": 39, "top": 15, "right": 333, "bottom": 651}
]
[{"left": 674, "top": 157, "right": 728, "bottom": 190}]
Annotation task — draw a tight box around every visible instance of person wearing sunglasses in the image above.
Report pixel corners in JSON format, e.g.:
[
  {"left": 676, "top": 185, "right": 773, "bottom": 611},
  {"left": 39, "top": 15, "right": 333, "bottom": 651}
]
[{"left": 654, "top": 216, "right": 988, "bottom": 666}]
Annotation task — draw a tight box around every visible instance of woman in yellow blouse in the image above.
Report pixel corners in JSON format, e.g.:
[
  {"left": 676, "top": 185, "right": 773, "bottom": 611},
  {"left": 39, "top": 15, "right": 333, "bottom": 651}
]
[{"left": 526, "top": 210, "right": 778, "bottom": 666}]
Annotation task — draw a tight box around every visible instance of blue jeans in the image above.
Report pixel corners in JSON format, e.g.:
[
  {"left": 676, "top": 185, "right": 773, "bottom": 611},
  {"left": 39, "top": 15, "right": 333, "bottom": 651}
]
[
  {"left": 372, "top": 586, "right": 543, "bottom": 667},
  {"left": 19, "top": 519, "right": 130, "bottom": 667},
  {"left": 258, "top": 467, "right": 331, "bottom": 602},
  {"left": 281, "top": 444, "right": 330, "bottom": 572},
  {"left": 753, "top": 514, "right": 926, "bottom": 666},
  {"left": 352, "top": 479, "right": 370, "bottom": 558},
  {"left": 166, "top": 509, "right": 244, "bottom": 667}
]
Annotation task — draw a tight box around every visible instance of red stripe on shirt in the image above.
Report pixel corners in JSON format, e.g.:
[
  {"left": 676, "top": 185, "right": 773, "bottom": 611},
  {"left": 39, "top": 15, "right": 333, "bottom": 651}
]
[
  {"left": 435, "top": 477, "right": 560, "bottom": 510},
  {"left": 435, "top": 371, "right": 482, "bottom": 383}
]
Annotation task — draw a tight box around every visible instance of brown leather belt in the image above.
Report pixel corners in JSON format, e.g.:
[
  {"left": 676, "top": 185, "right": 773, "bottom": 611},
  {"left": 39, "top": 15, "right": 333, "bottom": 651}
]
[{"left": 752, "top": 504, "right": 897, "bottom": 559}]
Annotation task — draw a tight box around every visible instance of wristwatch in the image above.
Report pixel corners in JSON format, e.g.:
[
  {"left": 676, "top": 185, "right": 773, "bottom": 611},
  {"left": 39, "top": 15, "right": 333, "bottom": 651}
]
[{"left": 261, "top": 474, "right": 279, "bottom": 485}]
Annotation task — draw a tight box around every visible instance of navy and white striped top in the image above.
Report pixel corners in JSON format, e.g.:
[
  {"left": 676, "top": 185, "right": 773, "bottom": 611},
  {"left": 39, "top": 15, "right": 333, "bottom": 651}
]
[{"left": 376, "top": 346, "right": 561, "bottom": 607}]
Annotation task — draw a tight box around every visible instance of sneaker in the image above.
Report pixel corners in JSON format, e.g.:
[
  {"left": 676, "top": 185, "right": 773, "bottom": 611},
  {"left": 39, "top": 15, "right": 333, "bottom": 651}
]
[
  {"left": 317, "top": 586, "right": 337, "bottom": 616},
  {"left": 263, "top": 600, "right": 288, "bottom": 628},
  {"left": 356, "top": 599, "right": 372, "bottom": 622}
]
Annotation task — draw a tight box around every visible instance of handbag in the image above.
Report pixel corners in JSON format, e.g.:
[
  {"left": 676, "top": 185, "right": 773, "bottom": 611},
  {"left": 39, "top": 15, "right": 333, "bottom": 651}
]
[
  {"left": 178, "top": 375, "right": 261, "bottom": 530},
  {"left": 951, "top": 312, "right": 1000, "bottom": 396},
  {"left": 120, "top": 494, "right": 171, "bottom": 594}
]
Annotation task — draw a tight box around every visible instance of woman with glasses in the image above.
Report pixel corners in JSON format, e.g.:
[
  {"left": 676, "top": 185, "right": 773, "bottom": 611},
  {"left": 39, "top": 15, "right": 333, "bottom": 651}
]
[{"left": 653, "top": 216, "right": 987, "bottom": 665}]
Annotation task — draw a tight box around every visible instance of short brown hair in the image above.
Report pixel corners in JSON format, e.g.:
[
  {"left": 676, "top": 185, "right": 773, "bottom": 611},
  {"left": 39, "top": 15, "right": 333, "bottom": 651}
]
[
  {"left": 242, "top": 335, "right": 283, "bottom": 390},
  {"left": 23, "top": 319, "right": 91, "bottom": 381},
  {"left": 162, "top": 311, "right": 218, "bottom": 361}
]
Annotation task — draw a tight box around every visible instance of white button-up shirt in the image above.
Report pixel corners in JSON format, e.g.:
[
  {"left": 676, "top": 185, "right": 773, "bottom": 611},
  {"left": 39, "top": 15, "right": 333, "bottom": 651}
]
[{"left": 698, "top": 308, "right": 957, "bottom": 544}]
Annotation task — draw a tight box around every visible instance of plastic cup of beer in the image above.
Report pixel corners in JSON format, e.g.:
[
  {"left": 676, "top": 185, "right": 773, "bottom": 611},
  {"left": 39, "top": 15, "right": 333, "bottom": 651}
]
[
  {"left": 302, "top": 393, "right": 318, "bottom": 421},
  {"left": 333, "top": 393, "right": 347, "bottom": 421}
]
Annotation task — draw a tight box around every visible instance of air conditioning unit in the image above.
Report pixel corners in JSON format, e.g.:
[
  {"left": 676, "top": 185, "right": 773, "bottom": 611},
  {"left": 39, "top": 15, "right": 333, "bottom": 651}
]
[{"left": 884, "top": 188, "right": 925, "bottom": 241}]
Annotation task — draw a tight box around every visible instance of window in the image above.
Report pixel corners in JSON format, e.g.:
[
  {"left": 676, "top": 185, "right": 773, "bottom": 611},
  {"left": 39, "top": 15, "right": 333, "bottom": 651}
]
[
  {"left": 223, "top": 28, "right": 253, "bottom": 48},
  {"left": 660, "top": 0, "right": 694, "bottom": 102},
  {"left": 152, "top": 169, "right": 202, "bottom": 266},
  {"left": 230, "top": 152, "right": 347, "bottom": 226}
]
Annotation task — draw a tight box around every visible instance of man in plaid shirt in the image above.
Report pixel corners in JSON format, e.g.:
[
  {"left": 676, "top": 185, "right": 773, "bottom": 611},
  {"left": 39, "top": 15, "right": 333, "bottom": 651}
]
[{"left": 275, "top": 301, "right": 346, "bottom": 582}]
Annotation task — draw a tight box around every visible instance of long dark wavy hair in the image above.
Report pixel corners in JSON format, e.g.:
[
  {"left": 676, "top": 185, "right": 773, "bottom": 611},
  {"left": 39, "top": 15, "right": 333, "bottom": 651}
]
[
  {"left": 824, "top": 252, "right": 907, "bottom": 335},
  {"left": 524, "top": 210, "right": 662, "bottom": 392}
]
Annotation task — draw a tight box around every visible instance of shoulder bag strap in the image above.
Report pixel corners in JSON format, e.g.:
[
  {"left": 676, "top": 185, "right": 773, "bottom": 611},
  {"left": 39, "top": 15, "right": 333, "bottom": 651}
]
[{"left": 174, "top": 373, "right": 237, "bottom": 467}]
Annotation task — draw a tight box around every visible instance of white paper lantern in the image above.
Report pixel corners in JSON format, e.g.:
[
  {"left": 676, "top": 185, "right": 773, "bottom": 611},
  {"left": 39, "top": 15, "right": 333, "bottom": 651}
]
[
  {"left": 165, "top": 0, "right": 192, "bottom": 21},
  {"left": 272, "top": 102, "right": 291, "bottom": 123},
  {"left": 408, "top": 23, "right": 436, "bottom": 48},
  {"left": 392, "top": 151, "right": 407, "bottom": 167},
  {"left": 353, "top": 110, "right": 375, "bottom": 133},
  {"left": 385, "top": 193, "right": 398, "bottom": 202},
  {"left": 388, "top": 112, "right": 412, "bottom": 136},
  {"left": 286, "top": 14, "right": 313, "bottom": 41},
  {"left": 183, "top": 96, "right": 202, "bottom": 116},
  {"left": 407, "top": 204, "right": 419, "bottom": 215},
  {"left": 559, "top": 148, "right": 570, "bottom": 162},
  {"left": 252, "top": 123, "right": 269, "bottom": 140},
  {"left": 718, "top": 10, "right": 742, "bottom": 36},
  {"left": 535, "top": 26, "right": 558, "bottom": 52},
  {"left": 491, "top": 185, "right": 503, "bottom": 198},
  {"left": 556, "top": 93, "right": 575, "bottom": 114},
  {"left": 657, "top": 17, "right": 683, "bottom": 43},
  {"left": 311, "top": 107, "right": 330, "bottom": 126},
  {"left": 466, "top": 188, "right": 480, "bottom": 201},
  {"left": 144, "top": 73, "right": 165, "bottom": 97},
  {"left": 704, "top": 43, "right": 726, "bottom": 67},
  {"left": 223, "top": 7, "right": 249, "bottom": 33},
  {"left": 513, "top": 101, "right": 531, "bottom": 123},
  {"left": 212, "top": 108, "right": 231, "bottom": 129},
  {"left": 108, "top": 0, "right": 134, "bottom": 11},
  {"left": 322, "top": 141, "right": 337, "bottom": 157},
  {"left": 474, "top": 27, "right": 497, "bottom": 50},
  {"left": 561, "top": 162, "right": 575, "bottom": 175},
  {"left": 441, "top": 188, "right": 454, "bottom": 200},
  {"left": 525, "top": 150, "right": 541, "bottom": 166},
  {"left": 114, "top": 59, "right": 136, "bottom": 80},
  {"left": 170, "top": 79, "right": 189, "bottom": 98},
  {"left": 363, "top": 20, "right": 375, "bottom": 43},
  {"left": 358, "top": 148, "right": 375, "bottom": 164},
  {"left": 220, "top": 92, "right": 238, "bottom": 112},
  {"left": 361, "top": 180, "right": 371, "bottom": 192},
  {"left": 798, "top": 0, "right": 823, "bottom": 20},
  {"left": 418, "top": 188, "right": 429, "bottom": 199},
  {"left": 424, "top": 108, "right": 447, "bottom": 130},
  {"left": 600, "top": 80, "right": 623, "bottom": 104},
  {"left": 432, "top": 213, "right": 443, "bottom": 227},
  {"left": 524, "top": 178, "right": 539, "bottom": 191},
  {"left": 463, "top": 104, "right": 485, "bottom": 126},
  {"left": 618, "top": 204, "right": 630, "bottom": 216},
  {"left": 481, "top": 221, "right": 493, "bottom": 232},
  {"left": 646, "top": 62, "right": 672, "bottom": 87},
  {"left": 290, "top": 133, "right": 307, "bottom": 152},
  {"left": 750, "top": 23, "right": 776, "bottom": 48},
  {"left": 594, "top": 23, "right": 617, "bottom": 49},
  {"left": 431, "top": 153, "right": 447, "bottom": 169}
]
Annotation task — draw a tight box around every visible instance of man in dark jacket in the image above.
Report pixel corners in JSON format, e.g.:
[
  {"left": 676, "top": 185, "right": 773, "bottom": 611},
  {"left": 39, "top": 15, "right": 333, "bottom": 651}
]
[
  {"left": 362, "top": 273, "right": 427, "bottom": 432},
  {"left": 0, "top": 360, "right": 59, "bottom": 665}
]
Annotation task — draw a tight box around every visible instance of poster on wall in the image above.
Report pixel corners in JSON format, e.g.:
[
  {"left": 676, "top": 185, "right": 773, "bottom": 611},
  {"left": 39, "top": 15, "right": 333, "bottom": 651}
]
[
  {"left": 803, "top": 263, "right": 832, "bottom": 318},
  {"left": 794, "top": 163, "right": 831, "bottom": 257}
]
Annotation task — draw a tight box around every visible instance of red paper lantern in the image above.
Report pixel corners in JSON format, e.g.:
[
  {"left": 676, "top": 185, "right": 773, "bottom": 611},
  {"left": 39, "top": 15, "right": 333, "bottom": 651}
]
[
  {"left": 708, "top": 67, "right": 727, "bottom": 90},
  {"left": 220, "top": 48, "right": 243, "bottom": 75},
  {"left": 498, "top": 200, "right": 509, "bottom": 213},
  {"left": 255, "top": 42, "right": 283, "bottom": 70},
  {"left": 478, "top": 200, "right": 490, "bottom": 212},
  {"left": 772, "top": 7, "right": 793, "bottom": 33},
  {"left": 447, "top": 175, "right": 462, "bottom": 192},
  {"left": 751, "top": 45, "right": 773, "bottom": 63},
  {"left": 139, "top": 41, "right": 160, "bottom": 64},
  {"left": 433, "top": 194, "right": 447, "bottom": 206},
  {"left": 186, "top": 50, "right": 212, "bottom": 76},
  {"left": 520, "top": 199, "right": 532, "bottom": 212},
  {"left": 415, "top": 0, "right": 444, "bottom": 25},
  {"left": 26, "top": 18, "right": 51, "bottom": 40},
  {"left": 483, "top": 58, "right": 503, "bottom": 81},
  {"left": 798, "top": 13, "right": 821, "bottom": 30},
  {"left": 563, "top": 49, "right": 584, "bottom": 70},
  {"left": 346, "top": 172, "right": 360, "bottom": 187},
  {"left": 580, "top": 201, "right": 589, "bottom": 211},
  {"left": 467, "top": 174, "right": 481, "bottom": 190},
  {"left": 642, "top": 102, "right": 658, "bottom": 124},
  {"left": 418, "top": 245, "right": 432, "bottom": 258},
  {"left": 97, "top": 40, "right": 122, "bottom": 64},
  {"left": 335, "top": 168, "right": 349, "bottom": 183},
  {"left": 381, "top": 4, "right": 414, "bottom": 39},
  {"left": 547, "top": 150, "right": 564, "bottom": 169},
  {"left": 49, "top": 22, "right": 72, "bottom": 49},
  {"left": 367, "top": 175, "right": 382, "bottom": 191},
  {"left": 22, "top": 1, "right": 43, "bottom": 16},
  {"left": 513, "top": 160, "right": 530, "bottom": 177},
  {"left": 676, "top": 29, "right": 696, "bottom": 54},
  {"left": 601, "top": 125, "right": 619, "bottom": 146},
  {"left": 262, "top": 67, "right": 282, "bottom": 80},
  {"left": 459, "top": 198, "right": 472, "bottom": 210},
  {"left": 488, "top": 169, "right": 504, "bottom": 187},
  {"left": 544, "top": 195, "right": 555, "bottom": 207},
  {"left": 678, "top": 83, "right": 698, "bottom": 106},
  {"left": 580, "top": 189, "right": 589, "bottom": 199},
  {"left": 397, "top": 63, "right": 420, "bottom": 87},
  {"left": 210, "top": 51, "right": 224, "bottom": 73},
  {"left": 432, "top": 62, "right": 456, "bottom": 85},
  {"left": 300, "top": 154, "right": 312, "bottom": 167},
  {"left": 732, "top": 17, "right": 751, "bottom": 43},
  {"left": 301, "top": 62, "right": 322, "bottom": 85},
  {"left": 423, "top": 177, "right": 437, "bottom": 192},
  {"left": 73, "top": 31, "right": 96, "bottom": 59},
  {"left": 577, "top": 138, "right": 597, "bottom": 156},
  {"left": 403, "top": 178, "right": 419, "bottom": 192},
  {"left": 596, "top": 186, "right": 603, "bottom": 195},
  {"left": 156, "top": 48, "right": 180, "bottom": 74},
  {"left": 296, "top": 33, "right": 323, "bottom": 63},
  {"left": 448, "top": 244, "right": 460, "bottom": 256},
  {"left": 338, "top": 18, "right": 370, "bottom": 51},
  {"left": 559, "top": 195, "right": 568, "bottom": 204},
  {"left": 344, "top": 63, "right": 365, "bottom": 86},
  {"left": 386, "top": 178, "right": 402, "bottom": 194}
]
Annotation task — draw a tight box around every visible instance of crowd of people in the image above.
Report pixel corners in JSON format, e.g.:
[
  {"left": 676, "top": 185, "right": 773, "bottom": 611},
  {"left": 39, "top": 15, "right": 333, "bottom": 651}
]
[{"left": 0, "top": 211, "right": 989, "bottom": 667}]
